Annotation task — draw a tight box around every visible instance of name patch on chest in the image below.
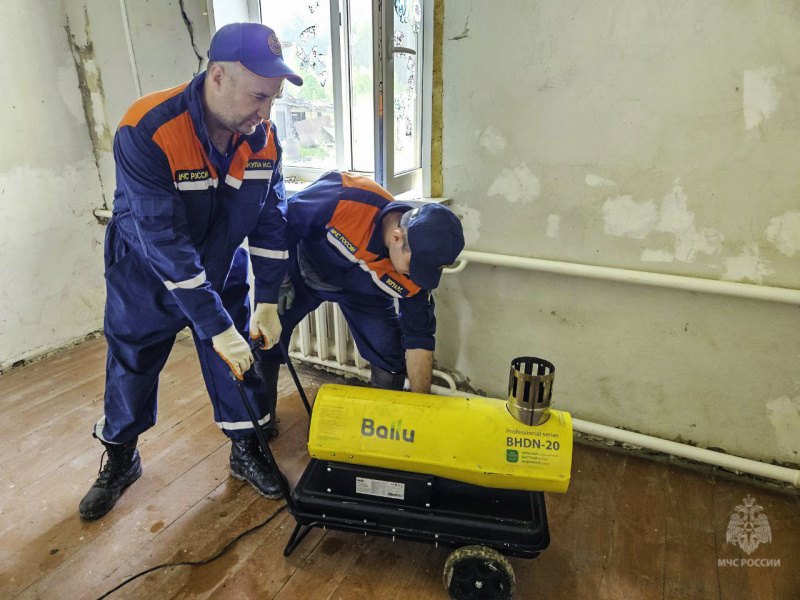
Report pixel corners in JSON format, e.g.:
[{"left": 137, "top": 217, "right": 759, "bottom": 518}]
[
  {"left": 246, "top": 159, "right": 275, "bottom": 170},
  {"left": 380, "top": 274, "right": 408, "bottom": 296},
  {"left": 176, "top": 169, "right": 211, "bottom": 182},
  {"left": 242, "top": 159, "right": 275, "bottom": 181},
  {"left": 175, "top": 169, "right": 216, "bottom": 191}
]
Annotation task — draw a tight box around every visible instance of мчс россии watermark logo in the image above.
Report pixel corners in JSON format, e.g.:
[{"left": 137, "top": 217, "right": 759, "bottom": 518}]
[{"left": 718, "top": 495, "right": 781, "bottom": 568}]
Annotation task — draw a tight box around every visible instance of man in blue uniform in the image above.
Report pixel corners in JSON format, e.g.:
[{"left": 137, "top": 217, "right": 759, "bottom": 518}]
[
  {"left": 256, "top": 171, "right": 464, "bottom": 407},
  {"left": 79, "top": 23, "right": 302, "bottom": 520}
]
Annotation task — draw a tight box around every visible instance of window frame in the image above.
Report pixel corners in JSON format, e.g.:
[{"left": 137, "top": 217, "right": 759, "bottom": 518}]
[
  {"left": 250, "top": 0, "right": 431, "bottom": 197},
  {"left": 372, "top": 0, "right": 422, "bottom": 195}
]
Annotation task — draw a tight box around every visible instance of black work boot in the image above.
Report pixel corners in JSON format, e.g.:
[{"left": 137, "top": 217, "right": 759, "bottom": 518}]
[
  {"left": 229, "top": 433, "right": 285, "bottom": 499},
  {"left": 253, "top": 357, "right": 280, "bottom": 424},
  {"left": 79, "top": 438, "right": 142, "bottom": 521}
]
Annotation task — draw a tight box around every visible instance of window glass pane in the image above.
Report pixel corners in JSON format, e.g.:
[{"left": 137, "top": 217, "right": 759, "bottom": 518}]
[
  {"left": 260, "top": 1, "right": 336, "bottom": 170},
  {"left": 392, "top": 0, "right": 422, "bottom": 174},
  {"left": 348, "top": 0, "right": 375, "bottom": 173}
]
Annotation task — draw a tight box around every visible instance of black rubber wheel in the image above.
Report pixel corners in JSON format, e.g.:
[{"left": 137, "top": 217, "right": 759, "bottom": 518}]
[{"left": 443, "top": 545, "right": 515, "bottom": 600}]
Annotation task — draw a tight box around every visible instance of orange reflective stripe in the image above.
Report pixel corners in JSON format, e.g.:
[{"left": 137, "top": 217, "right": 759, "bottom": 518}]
[
  {"left": 341, "top": 172, "right": 393, "bottom": 202},
  {"left": 119, "top": 82, "right": 188, "bottom": 128}
]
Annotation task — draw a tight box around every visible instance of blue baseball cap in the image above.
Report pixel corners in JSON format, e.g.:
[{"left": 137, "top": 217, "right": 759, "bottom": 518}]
[
  {"left": 208, "top": 22, "right": 303, "bottom": 86},
  {"left": 406, "top": 204, "right": 465, "bottom": 290}
]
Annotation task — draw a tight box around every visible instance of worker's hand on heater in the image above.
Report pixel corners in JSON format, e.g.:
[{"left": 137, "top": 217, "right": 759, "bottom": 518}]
[
  {"left": 212, "top": 325, "right": 254, "bottom": 380},
  {"left": 277, "top": 275, "right": 295, "bottom": 316},
  {"left": 249, "top": 302, "right": 282, "bottom": 349}
]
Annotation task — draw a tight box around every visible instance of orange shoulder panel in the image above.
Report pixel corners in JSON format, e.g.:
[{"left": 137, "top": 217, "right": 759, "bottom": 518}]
[
  {"left": 328, "top": 199, "right": 381, "bottom": 250},
  {"left": 341, "top": 172, "right": 394, "bottom": 203},
  {"left": 369, "top": 258, "right": 421, "bottom": 296},
  {"left": 228, "top": 126, "right": 277, "bottom": 179},
  {"left": 152, "top": 112, "right": 216, "bottom": 179},
  {"left": 250, "top": 125, "right": 278, "bottom": 158},
  {"left": 119, "top": 82, "right": 189, "bottom": 128},
  {"left": 227, "top": 140, "right": 255, "bottom": 180},
  {"left": 327, "top": 198, "right": 423, "bottom": 297}
]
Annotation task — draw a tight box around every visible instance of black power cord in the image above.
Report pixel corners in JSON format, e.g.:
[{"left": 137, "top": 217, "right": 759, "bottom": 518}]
[
  {"left": 95, "top": 504, "right": 288, "bottom": 599},
  {"left": 96, "top": 340, "right": 307, "bottom": 599}
]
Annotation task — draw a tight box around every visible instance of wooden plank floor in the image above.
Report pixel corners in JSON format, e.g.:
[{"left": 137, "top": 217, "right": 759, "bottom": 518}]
[{"left": 1, "top": 336, "right": 798, "bottom": 600}]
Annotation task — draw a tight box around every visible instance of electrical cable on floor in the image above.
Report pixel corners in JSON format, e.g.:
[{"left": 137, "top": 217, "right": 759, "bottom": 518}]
[{"left": 95, "top": 504, "right": 288, "bottom": 599}]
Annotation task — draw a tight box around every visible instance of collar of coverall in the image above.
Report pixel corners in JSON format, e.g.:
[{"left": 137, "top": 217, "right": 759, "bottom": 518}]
[
  {"left": 186, "top": 71, "right": 268, "bottom": 160},
  {"left": 366, "top": 202, "right": 414, "bottom": 258}
]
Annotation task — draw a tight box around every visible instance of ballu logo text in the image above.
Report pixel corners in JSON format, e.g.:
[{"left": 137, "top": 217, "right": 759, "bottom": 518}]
[{"left": 361, "top": 418, "right": 415, "bottom": 443}]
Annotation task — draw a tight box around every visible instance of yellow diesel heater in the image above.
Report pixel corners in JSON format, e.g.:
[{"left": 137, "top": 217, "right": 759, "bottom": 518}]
[
  {"left": 255, "top": 355, "right": 573, "bottom": 599},
  {"left": 308, "top": 361, "right": 573, "bottom": 493}
]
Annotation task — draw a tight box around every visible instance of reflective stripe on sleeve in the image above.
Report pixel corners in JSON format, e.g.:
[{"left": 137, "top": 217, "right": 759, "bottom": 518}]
[
  {"left": 164, "top": 271, "right": 207, "bottom": 290},
  {"left": 225, "top": 174, "right": 243, "bottom": 189},
  {"left": 174, "top": 178, "right": 218, "bottom": 191},
  {"left": 243, "top": 169, "right": 273, "bottom": 180},
  {"left": 250, "top": 246, "right": 289, "bottom": 260}
]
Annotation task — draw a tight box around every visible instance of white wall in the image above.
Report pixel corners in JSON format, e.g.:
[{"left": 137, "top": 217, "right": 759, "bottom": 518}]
[
  {"left": 436, "top": 0, "right": 800, "bottom": 466},
  {"left": 126, "top": 0, "right": 212, "bottom": 95},
  {"left": 211, "top": 0, "right": 252, "bottom": 30},
  {"left": 0, "top": 1, "right": 106, "bottom": 371},
  {"left": 63, "top": 0, "right": 213, "bottom": 209},
  {"left": 0, "top": 0, "right": 212, "bottom": 371}
]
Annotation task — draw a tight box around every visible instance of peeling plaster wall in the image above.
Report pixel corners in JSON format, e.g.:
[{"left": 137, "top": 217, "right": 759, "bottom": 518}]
[
  {"left": 63, "top": 3, "right": 117, "bottom": 210},
  {"left": 62, "top": 0, "right": 211, "bottom": 206},
  {"left": 63, "top": 0, "right": 212, "bottom": 209},
  {"left": 438, "top": 0, "right": 800, "bottom": 465},
  {"left": 0, "top": 1, "right": 106, "bottom": 370},
  {"left": 0, "top": 0, "right": 212, "bottom": 371}
]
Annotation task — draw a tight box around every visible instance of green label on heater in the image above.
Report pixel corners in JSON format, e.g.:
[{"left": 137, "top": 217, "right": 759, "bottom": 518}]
[{"left": 506, "top": 449, "right": 519, "bottom": 463}]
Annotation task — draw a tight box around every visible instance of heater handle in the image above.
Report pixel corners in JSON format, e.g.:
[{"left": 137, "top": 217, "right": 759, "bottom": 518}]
[
  {"left": 277, "top": 342, "right": 312, "bottom": 416},
  {"left": 231, "top": 371, "right": 298, "bottom": 512},
  {"left": 248, "top": 339, "right": 312, "bottom": 417}
]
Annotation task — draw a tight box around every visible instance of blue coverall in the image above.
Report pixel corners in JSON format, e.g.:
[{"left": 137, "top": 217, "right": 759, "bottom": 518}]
[
  {"left": 260, "top": 171, "right": 436, "bottom": 375},
  {"left": 95, "top": 72, "right": 288, "bottom": 443}
]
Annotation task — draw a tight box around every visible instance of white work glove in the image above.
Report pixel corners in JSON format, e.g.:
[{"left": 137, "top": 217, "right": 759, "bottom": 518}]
[
  {"left": 249, "top": 302, "right": 282, "bottom": 350},
  {"left": 212, "top": 325, "right": 254, "bottom": 380}
]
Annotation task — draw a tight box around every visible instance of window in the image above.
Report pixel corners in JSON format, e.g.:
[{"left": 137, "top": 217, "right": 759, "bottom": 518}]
[{"left": 257, "top": 0, "right": 428, "bottom": 196}]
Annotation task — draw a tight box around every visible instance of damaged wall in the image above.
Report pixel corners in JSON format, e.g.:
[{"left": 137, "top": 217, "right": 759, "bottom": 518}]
[
  {"left": 0, "top": 0, "right": 212, "bottom": 371},
  {"left": 0, "top": 0, "right": 106, "bottom": 371},
  {"left": 63, "top": 0, "right": 212, "bottom": 210},
  {"left": 126, "top": 0, "right": 212, "bottom": 95},
  {"left": 436, "top": 0, "right": 800, "bottom": 465}
]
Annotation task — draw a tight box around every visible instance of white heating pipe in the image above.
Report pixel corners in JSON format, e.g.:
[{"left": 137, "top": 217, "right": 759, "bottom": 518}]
[
  {"left": 431, "top": 385, "right": 800, "bottom": 487},
  {"left": 446, "top": 250, "right": 800, "bottom": 305},
  {"left": 440, "top": 251, "right": 800, "bottom": 485},
  {"left": 573, "top": 418, "right": 800, "bottom": 486}
]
